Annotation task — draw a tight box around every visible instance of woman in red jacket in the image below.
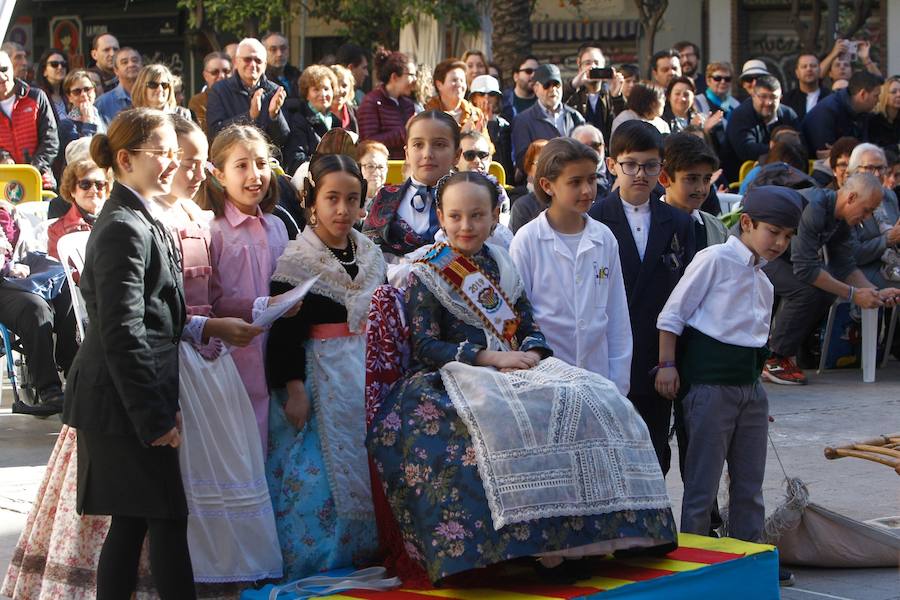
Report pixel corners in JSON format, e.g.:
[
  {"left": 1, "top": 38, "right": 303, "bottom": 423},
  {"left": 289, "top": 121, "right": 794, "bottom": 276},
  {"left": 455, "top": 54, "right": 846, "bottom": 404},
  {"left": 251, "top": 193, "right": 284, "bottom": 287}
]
[
  {"left": 357, "top": 49, "right": 417, "bottom": 159},
  {"left": 47, "top": 159, "right": 110, "bottom": 261}
]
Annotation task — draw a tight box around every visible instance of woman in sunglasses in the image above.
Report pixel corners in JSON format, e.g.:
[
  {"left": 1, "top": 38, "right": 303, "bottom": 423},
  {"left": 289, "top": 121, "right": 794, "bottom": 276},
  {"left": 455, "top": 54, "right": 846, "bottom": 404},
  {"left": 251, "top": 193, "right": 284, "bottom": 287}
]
[
  {"left": 47, "top": 159, "right": 111, "bottom": 263},
  {"left": 132, "top": 64, "right": 192, "bottom": 120},
  {"left": 58, "top": 70, "right": 107, "bottom": 160},
  {"left": 693, "top": 62, "right": 740, "bottom": 123},
  {"left": 35, "top": 48, "right": 68, "bottom": 119}
]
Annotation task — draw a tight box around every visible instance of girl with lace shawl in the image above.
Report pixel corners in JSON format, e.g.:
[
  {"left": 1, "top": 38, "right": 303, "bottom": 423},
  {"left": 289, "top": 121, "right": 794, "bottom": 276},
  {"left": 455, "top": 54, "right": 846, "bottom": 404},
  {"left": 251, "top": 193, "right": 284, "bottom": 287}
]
[
  {"left": 367, "top": 172, "right": 677, "bottom": 584},
  {"left": 265, "top": 154, "right": 386, "bottom": 580}
]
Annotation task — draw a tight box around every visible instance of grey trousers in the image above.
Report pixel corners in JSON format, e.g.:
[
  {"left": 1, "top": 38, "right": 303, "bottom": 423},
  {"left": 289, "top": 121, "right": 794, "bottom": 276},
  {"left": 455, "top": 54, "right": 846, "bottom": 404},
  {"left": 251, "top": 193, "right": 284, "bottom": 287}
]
[
  {"left": 680, "top": 382, "right": 768, "bottom": 543},
  {"left": 763, "top": 257, "right": 835, "bottom": 357}
]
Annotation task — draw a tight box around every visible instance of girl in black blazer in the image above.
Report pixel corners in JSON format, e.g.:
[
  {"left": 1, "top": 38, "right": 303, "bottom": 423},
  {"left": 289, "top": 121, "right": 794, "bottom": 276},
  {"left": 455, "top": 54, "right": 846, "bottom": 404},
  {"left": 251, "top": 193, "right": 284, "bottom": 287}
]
[{"left": 62, "top": 108, "right": 195, "bottom": 599}]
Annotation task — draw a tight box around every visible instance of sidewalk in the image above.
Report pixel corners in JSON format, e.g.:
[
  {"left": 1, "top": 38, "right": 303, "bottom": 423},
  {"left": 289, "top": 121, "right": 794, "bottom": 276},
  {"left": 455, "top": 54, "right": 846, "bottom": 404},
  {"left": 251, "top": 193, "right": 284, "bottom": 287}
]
[{"left": 1, "top": 365, "right": 899, "bottom": 599}]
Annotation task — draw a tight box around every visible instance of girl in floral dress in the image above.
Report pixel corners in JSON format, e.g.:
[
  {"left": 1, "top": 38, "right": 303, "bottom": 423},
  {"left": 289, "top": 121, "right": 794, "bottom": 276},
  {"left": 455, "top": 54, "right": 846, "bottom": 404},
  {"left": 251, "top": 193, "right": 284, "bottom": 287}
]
[
  {"left": 266, "top": 154, "right": 386, "bottom": 580},
  {"left": 367, "top": 171, "right": 678, "bottom": 584}
]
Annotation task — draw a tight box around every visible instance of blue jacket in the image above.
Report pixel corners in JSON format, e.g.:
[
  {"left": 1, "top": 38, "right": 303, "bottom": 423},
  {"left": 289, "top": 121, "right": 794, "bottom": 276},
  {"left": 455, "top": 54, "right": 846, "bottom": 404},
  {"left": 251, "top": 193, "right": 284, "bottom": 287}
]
[
  {"left": 801, "top": 88, "right": 870, "bottom": 154},
  {"left": 206, "top": 73, "right": 290, "bottom": 146},
  {"left": 722, "top": 98, "right": 799, "bottom": 181},
  {"left": 588, "top": 191, "right": 695, "bottom": 399},
  {"left": 510, "top": 101, "right": 585, "bottom": 169},
  {"left": 94, "top": 83, "right": 132, "bottom": 124}
]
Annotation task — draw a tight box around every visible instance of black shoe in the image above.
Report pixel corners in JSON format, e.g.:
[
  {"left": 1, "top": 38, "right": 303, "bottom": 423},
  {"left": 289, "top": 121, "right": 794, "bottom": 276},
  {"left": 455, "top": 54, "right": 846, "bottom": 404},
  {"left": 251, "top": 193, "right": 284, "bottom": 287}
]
[
  {"left": 563, "top": 558, "right": 594, "bottom": 581},
  {"left": 11, "top": 398, "right": 61, "bottom": 417},
  {"left": 779, "top": 567, "right": 795, "bottom": 587},
  {"left": 37, "top": 385, "right": 64, "bottom": 412}
]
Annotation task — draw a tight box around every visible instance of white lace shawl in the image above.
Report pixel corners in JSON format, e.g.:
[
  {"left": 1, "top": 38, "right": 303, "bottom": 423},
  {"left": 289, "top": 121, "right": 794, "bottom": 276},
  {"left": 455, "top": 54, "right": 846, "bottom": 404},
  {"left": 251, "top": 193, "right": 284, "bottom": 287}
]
[
  {"left": 410, "top": 243, "right": 524, "bottom": 351},
  {"left": 271, "top": 227, "right": 386, "bottom": 333}
]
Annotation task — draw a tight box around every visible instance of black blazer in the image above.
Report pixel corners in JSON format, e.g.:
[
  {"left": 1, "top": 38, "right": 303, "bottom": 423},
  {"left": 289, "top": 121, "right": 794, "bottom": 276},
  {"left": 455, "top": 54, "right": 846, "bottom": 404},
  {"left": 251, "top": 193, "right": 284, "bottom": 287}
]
[
  {"left": 63, "top": 183, "right": 186, "bottom": 444},
  {"left": 588, "top": 190, "right": 695, "bottom": 398}
]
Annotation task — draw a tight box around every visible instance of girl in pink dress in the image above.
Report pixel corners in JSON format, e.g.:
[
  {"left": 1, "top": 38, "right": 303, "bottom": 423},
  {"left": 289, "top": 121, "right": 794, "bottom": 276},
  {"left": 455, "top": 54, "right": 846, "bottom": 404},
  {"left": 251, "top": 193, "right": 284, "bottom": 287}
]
[{"left": 199, "top": 124, "right": 293, "bottom": 450}]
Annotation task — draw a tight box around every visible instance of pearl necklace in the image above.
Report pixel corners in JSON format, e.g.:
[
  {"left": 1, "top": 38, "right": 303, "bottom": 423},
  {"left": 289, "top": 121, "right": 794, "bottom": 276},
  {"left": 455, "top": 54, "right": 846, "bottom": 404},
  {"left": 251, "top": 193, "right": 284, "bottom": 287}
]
[{"left": 328, "top": 237, "right": 357, "bottom": 266}]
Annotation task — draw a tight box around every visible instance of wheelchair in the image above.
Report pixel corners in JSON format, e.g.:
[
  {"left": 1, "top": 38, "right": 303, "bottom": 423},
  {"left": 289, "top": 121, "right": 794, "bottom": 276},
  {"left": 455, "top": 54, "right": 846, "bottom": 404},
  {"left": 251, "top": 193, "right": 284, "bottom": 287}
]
[{"left": 0, "top": 321, "right": 46, "bottom": 416}]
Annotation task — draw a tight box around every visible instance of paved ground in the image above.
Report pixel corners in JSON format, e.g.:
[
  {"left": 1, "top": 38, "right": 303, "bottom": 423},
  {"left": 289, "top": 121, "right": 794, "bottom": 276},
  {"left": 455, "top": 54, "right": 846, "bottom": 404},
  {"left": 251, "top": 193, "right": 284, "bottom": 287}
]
[{"left": 0, "top": 365, "right": 898, "bottom": 599}]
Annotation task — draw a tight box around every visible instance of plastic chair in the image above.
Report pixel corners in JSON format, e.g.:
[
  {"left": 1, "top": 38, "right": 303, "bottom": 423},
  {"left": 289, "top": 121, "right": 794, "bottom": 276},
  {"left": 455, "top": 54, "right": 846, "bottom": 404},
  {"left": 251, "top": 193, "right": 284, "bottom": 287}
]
[
  {"left": 56, "top": 231, "right": 91, "bottom": 344},
  {"left": 488, "top": 162, "right": 506, "bottom": 187},
  {"left": 0, "top": 164, "right": 44, "bottom": 204},
  {"left": 386, "top": 160, "right": 405, "bottom": 186}
]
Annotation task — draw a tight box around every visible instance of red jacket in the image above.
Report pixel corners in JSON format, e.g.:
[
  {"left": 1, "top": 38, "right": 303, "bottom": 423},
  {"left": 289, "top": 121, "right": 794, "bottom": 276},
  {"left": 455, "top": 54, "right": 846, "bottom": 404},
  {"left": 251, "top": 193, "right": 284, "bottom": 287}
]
[
  {"left": 0, "top": 80, "right": 59, "bottom": 175},
  {"left": 357, "top": 86, "right": 416, "bottom": 159},
  {"left": 47, "top": 202, "right": 92, "bottom": 262}
]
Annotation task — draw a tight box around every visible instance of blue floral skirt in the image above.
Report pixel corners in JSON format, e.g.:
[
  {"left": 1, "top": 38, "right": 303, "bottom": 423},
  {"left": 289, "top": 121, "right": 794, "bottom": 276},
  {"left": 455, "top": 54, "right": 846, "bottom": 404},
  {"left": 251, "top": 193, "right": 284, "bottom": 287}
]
[
  {"left": 267, "top": 389, "right": 379, "bottom": 581},
  {"left": 367, "top": 370, "right": 679, "bottom": 582}
]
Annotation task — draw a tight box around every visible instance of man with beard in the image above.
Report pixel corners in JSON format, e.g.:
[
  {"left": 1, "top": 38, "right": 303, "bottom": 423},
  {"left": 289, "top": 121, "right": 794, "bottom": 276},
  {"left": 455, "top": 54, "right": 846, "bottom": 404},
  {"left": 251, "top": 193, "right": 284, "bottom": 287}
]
[
  {"left": 501, "top": 55, "right": 540, "bottom": 122},
  {"left": 784, "top": 54, "right": 831, "bottom": 120},
  {"left": 510, "top": 63, "right": 585, "bottom": 170},
  {"left": 674, "top": 41, "right": 704, "bottom": 93}
]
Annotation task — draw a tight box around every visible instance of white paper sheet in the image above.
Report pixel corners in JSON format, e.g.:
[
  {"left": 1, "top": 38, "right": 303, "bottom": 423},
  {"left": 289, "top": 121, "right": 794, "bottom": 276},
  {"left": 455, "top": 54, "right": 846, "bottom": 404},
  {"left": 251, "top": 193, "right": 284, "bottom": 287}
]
[{"left": 251, "top": 275, "right": 319, "bottom": 328}]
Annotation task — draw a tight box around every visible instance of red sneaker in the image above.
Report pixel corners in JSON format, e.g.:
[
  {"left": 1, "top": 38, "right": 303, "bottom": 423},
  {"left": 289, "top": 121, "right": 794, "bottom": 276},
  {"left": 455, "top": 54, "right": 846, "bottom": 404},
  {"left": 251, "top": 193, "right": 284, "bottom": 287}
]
[{"left": 762, "top": 357, "right": 808, "bottom": 385}]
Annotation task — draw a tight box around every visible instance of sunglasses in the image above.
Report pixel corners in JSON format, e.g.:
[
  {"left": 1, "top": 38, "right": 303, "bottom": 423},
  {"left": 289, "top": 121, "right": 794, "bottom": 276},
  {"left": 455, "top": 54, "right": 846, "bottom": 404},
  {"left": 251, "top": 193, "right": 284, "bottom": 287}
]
[
  {"left": 48, "top": 60, "right": 68, "bottom": 69},
  {"left": 68, "top": 85, "right": 94, "bottom": 96},
  {"left": 239, "top": 56, "right": 264, "bottom": 65},
  {"left": 587, "top": 141, "right": 604, "bottom": 151},
  {"left": 207, "top": 68, "right": 232, "bottom": 77},
  {"left": 711, "top": 75, "right": 732, "bottom": 83},
  {"left": 77, "top": 179, "right": 108, "bottom": 192},
  {"left": 518, "top": 67, "right": 536, "bottom": 75},
  {"left": 462, "top": 150, "right": 491, "bottom": 161},
  {"left": 147, "top": 80, "right": 171, "bottom": 90}
]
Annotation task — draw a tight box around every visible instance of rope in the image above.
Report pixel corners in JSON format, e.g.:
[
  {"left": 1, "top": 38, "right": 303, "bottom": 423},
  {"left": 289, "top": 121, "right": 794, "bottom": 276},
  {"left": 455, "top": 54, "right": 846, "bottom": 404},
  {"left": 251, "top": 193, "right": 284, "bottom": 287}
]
[{"left": 763, "top": 432, "right": 810, "bottom": 543}]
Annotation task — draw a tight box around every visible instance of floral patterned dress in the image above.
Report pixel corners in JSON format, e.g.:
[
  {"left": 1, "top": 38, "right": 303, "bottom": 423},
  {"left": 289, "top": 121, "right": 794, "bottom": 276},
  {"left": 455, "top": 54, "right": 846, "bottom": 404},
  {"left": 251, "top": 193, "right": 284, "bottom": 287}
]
[{"left": 367, "top": 247, "right": 678, "bottom": 583}]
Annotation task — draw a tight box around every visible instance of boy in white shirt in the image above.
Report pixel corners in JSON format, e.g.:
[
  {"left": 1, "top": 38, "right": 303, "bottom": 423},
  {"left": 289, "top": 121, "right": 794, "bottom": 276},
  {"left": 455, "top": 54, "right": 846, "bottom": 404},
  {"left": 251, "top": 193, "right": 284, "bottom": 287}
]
[
  {"left": 654, "top": 186, "right": 803, "bottom": 543},
  {"left": 510, "top": 137, "right": 631, "bottom": 394}
]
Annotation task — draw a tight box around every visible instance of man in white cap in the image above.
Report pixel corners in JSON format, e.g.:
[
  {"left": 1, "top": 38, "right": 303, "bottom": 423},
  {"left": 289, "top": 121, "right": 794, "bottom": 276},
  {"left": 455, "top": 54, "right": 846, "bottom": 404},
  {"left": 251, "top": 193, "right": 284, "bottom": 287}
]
[
  {"left": 739, "top": 59, "right": 769, "bottom": 99},
  {"left": 469, "top": 74, "right": 513, "bottom": 178}
]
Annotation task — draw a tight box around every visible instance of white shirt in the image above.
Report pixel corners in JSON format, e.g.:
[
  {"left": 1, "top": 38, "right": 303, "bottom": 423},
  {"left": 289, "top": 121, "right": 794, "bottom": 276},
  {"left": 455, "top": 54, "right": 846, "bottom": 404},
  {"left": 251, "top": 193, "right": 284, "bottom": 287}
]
[
  {"left": 657, "top": 236, "right": 773, "bottom": 348},
  {"left": 0, "top": 96, "right": 15, "bottom": 119},
  {"left": 510, "top": 212, "right": 632, "bottom": 395},
  {"left": 621, "top": 198, "right": 651, "bottom": 260},
  {"left": 805, "top": 88, "right": 821, "bottom": 114},
  {"left": 538, "top": 101, "right": 567, "bottom": 135},
  {"left": 396, "top": 177, "right": 434, "bottom": 236}
]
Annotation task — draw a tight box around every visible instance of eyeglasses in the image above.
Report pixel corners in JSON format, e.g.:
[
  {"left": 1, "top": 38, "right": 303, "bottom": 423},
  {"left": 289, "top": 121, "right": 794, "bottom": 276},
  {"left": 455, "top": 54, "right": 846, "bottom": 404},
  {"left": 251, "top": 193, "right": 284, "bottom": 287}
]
[
  {"left": 147, "top": 81, "right": 171, "bottom": 90},
  {"left": 129, "top": 148, "right": 184, "bottom": 161},
  {"left": 239, "top": 56, "right": 264, "bottom": 65},
  {"left": 587, "top": 141, "right": 604, "bottom": 151},
  {"left": 858, "top": 164, "right": 886, "bottom": 174},
  {"left": 617, "top": 160, "right": 663, "bottom": 176},
  {"left": 711, "top": 75, "right": 732, "bottom": 83},
  {"left": 77, "top": 179, "right": 108, "bottom": 192},
  {"left": 68, "top": 85, "right": 94, "bottom": 96},
  {"left": 754, "top": 92, "right": 780, "bottom": 103},
  {"left": 518, "top": 67, "right": 536, "bottom": 75},
  {"left": 48, "top": 60, "right": 67, "bottom": 69},
  {"left": 462, "top": 150, "right": 491, "bottom": 161},
  {"left": 360, "top": 162, "right": 387, "bottom": 173},
  {"left": 207, "top": 68, "right": 231, "bottom": 77}
]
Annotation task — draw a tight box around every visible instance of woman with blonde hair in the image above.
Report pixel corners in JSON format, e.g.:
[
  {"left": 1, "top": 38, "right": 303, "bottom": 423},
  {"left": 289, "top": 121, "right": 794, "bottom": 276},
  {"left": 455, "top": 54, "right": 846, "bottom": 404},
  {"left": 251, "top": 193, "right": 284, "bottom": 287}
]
[
  {"left": 330, "top": 64, "right": 358, "bottom": 133},
  {"left": 424, "top": 58, "right": 486, "bottom": 133},
  {"left": 132, "top": 64, "right": 192, "bottom": 120},
  {"left": 284, "top": 64, "right": 341, "bottom": 173},
  {"left": 870, "top": 76, "right": 900, "bottom": 149}
]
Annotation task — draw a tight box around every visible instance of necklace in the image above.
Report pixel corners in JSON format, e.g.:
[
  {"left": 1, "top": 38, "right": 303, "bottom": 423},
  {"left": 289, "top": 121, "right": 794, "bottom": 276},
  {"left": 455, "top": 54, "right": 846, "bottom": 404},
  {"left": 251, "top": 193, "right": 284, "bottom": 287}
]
[{"left": 327, "top": 237, "right": 357, "bottom": 266}]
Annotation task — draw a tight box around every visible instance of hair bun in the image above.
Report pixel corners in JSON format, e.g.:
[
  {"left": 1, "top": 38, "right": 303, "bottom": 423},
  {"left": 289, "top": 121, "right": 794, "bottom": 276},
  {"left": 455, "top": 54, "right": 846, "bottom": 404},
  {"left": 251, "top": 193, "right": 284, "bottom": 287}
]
[{"left": 90, "top": 134, "right": 115, "bottom": 170}]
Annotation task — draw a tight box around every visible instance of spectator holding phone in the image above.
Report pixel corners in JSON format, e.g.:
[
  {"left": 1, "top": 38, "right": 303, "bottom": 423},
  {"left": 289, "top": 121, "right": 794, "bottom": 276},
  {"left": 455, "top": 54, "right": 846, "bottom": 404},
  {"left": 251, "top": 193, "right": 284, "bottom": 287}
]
[{"left": 565, "top": 44, "right": 625, "bottom": 144}]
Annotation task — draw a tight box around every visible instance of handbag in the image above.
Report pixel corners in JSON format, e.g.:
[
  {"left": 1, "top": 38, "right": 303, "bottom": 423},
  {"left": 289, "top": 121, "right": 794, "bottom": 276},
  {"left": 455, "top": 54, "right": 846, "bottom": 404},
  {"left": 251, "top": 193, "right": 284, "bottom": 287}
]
[{"left": 2, "top": 251, "right": 67, "bottom": 301}]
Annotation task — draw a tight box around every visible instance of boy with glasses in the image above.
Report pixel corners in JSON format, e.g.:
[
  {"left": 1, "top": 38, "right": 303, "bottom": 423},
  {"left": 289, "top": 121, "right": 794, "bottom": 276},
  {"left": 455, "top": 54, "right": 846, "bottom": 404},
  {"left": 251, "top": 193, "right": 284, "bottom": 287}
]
[{"left": 588, "top": 120, "right": 695, "bottom": 470}]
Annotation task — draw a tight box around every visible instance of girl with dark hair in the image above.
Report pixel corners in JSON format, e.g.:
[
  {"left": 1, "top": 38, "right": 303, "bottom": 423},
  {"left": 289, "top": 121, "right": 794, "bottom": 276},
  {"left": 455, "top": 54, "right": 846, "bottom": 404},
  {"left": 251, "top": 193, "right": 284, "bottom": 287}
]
[
  {"left": 266, "top": 153, "right": 386, "bottom": 579},
  {"left": 34, "top": 48, "right": 68, "bottom": 118},
  {"left": 363, "top": 109, "right": 460, "bottom": 258},
  {"left": 357, "top": 49, "right": 417, "bottom": 158},
  {"left": 610, "top": 81, "right": 669, "bottom": 137},
  {"left": 368, "top": 170, "right": 675, "bottom": 583}
]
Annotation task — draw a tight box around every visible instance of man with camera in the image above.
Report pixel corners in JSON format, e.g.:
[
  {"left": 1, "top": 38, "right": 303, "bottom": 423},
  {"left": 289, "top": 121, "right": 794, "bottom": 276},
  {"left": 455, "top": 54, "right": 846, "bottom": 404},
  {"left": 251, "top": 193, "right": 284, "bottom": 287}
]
[{"left": 565, "top": 44, "right": 625, "bottom": 144}]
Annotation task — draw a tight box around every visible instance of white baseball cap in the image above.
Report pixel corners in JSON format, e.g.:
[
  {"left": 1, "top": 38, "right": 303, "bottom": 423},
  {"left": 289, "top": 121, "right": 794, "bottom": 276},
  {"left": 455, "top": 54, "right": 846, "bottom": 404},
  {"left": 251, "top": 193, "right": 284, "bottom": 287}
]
[{"left": 470, "top": 75, "right": 502, "bottom": 96}]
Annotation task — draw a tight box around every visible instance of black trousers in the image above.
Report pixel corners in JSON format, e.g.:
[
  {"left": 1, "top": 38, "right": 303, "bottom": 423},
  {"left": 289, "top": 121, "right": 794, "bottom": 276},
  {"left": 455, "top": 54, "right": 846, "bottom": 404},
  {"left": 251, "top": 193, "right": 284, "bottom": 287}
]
[
  {"left": 763, "top": 258, "right": 836, "bottom": 358},
  {"left": 97, "top": 514, "right": 196, "bottom": 600},
  {"left": 628, "top": 391, "right": 673, "bottom": 475},
  {"left": 0, "top": 285, "right": 77, "bottom": 392}
]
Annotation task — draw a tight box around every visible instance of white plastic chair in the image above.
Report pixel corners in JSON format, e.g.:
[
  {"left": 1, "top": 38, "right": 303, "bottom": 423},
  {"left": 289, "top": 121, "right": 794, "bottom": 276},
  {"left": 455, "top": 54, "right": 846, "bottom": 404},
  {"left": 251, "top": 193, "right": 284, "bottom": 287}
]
[{"left": 56, "top": 231, "right": 91, "bottom": 344}]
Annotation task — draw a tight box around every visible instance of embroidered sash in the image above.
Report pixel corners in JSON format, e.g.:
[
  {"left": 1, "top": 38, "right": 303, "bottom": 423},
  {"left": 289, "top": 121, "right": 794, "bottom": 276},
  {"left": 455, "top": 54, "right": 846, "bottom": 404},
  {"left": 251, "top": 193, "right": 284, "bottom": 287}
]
[{"left": 419, "top": 243, "right": 520, "bottom": 350}]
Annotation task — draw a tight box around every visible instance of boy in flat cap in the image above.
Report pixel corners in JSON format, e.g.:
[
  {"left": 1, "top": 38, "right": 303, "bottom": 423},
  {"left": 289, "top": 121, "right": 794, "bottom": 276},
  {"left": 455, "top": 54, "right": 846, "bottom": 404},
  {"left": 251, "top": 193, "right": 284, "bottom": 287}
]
[{"left": 653, "top": 185, "right": 803, "bottom": 544}]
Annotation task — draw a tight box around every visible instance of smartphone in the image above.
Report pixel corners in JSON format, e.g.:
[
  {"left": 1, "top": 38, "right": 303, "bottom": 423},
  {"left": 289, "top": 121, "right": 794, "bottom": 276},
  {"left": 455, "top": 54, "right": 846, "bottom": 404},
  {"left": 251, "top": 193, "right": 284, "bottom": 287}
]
[
  {"left": 846, "top": 41, "right": 859, "bottom": 62},
  {"left": 589, "top": 67, "right": 614, "bottom": 80}
]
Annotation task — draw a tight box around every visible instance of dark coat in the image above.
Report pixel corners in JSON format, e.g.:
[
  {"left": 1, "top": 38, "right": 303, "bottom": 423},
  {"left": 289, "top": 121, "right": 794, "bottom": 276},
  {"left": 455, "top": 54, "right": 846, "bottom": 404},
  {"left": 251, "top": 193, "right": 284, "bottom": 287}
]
[
  {"left": 283, "top": 102, "right": 341, "bottom": 174},
  {"left": 868, "top": 112, "right": 900, "bottom": 150},
  {"left": 722, "top": 98, "right": 799, "bottom": 181},
  {"left": 588, "top": 190, "right": 695, "bottom": 399},
  {"left": 357, "top": 86, "right": 416, "bottom": 159},
  {"left": 783, "top": 84, "right": 831, "bottom": 120},
  {"left": 206, "top": 72, "right": 290, "bottom": 146},
  {"left": 801, "top": 88, "right": 870, "bottom": 154},
  {"left": 63, "top": 183, "right": 186, "bottom": 444},
  {"left": 564, "top": 85, "right": 626, "bottom": 144},
  {"left": 510, "top": 101, "right": 586, "bottom": 169},
  {"left": 487, "top": 115, "right": 514, "bottom": 184}
]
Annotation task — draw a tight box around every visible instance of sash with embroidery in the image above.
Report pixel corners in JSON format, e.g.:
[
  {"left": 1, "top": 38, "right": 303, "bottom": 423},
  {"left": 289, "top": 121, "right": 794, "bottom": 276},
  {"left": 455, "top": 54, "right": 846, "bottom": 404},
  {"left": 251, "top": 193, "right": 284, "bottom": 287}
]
[{"left": 418, "top": 243, "right": 520, "bottom": 350}]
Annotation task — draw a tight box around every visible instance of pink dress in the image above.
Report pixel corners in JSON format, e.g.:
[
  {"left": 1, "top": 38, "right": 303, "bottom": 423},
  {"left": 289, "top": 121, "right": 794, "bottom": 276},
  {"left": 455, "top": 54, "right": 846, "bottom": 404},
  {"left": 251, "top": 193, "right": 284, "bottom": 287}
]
[{"left": 209, "top": 201, "right": 288, "bottom": 450}]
